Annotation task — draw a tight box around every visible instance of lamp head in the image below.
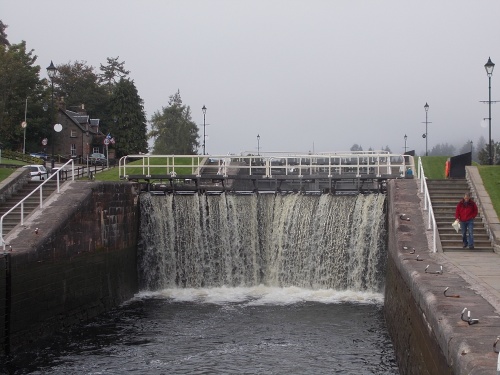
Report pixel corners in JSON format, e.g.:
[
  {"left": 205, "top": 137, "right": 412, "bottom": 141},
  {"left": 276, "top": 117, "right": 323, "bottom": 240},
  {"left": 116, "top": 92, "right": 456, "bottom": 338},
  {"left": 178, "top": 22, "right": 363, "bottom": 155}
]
[
  {"left": 424, "top": 102, "right": 429, "bottom": 112},
  {"left": 485, "top": 57, "right": 495, "bottom": 77},
  {"left": 46, "top": 61, "right": 57, "bottom": 79},
  {"left": 404, "top": 134, "right": 407, "bottom": 141},
  {"left": 202, "top": 105, "right": 207, "bottom": 115}
]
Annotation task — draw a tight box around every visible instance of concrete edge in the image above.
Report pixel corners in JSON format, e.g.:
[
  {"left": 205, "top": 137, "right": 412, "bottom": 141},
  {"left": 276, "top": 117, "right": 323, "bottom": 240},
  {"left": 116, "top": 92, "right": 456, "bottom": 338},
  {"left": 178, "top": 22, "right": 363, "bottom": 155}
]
[{"left": 387, "top": 179, "right": 500, "bottom": 374}]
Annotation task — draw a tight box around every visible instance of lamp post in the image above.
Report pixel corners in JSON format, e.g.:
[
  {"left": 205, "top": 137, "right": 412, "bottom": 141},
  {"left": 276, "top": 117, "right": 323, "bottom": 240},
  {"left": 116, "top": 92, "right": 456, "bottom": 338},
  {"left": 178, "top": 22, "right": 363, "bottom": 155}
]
[
  {"left": 46, "top": 61, "right": 57, "bottom": 168},
  {"left": 422, "top": 102, "right": 430, "bottom": 156},
  {"left": 257, "top": 134, "right": 260, "bottom": 156},
  {"left": 202, "top": 105, "right": 207, "bottom": 155},
  {"left": 404, "top": 134, "right": 408, "bottom": 153},
  {"left": 485, "top": 57, "right": 495, "bottom": 165}
]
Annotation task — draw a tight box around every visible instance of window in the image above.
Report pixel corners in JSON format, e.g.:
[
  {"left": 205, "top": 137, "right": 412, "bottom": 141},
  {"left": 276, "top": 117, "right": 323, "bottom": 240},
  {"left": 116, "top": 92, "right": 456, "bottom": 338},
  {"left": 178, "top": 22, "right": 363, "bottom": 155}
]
[
  {"left": 93, "top": 147, "right": 100, "bottom": 154},
  {"left": 71, "top": 144, "right": 76, "bottom": 156},
  {"left": 70, "top": 130, "right": 77, "bottom": 138}
]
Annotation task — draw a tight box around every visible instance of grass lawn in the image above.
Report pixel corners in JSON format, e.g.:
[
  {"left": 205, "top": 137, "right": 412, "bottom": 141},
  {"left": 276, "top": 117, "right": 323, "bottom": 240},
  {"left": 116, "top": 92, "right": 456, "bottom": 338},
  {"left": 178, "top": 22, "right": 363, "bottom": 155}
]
[
  {"left": 419, "top": 155, "right": 500, "bottom": 219},
  {"left": 0, "top": 168, "right": 15, "bottom": 181},
  {"left": 93, "top": 156, "right": 198, "bottom": 181},
  {"left": 418, "top": 156, "right": 448, "bottom": 179},
  {"left": 477, "top": 166, "right": 500, "bottom": 218}
]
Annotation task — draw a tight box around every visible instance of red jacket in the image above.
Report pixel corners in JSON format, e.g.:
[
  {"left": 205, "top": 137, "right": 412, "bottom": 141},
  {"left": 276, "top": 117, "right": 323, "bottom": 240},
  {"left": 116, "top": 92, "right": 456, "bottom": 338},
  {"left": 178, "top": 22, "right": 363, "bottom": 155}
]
[{"left": 455, "top": 198, "right": 478, "bottom": 222}]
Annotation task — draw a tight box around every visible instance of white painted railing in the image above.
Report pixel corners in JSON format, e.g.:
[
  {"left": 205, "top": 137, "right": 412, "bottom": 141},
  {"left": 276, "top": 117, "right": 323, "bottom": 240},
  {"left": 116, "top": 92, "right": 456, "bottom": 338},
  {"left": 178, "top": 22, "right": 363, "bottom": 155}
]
[
  {"left": 119, "top": 152, "right": 415, "bottom": 180},
  {"left": 1, "top": 160, "right": 75, "bottom": 250},
  {"left": 417, "top": 157, "right": 437, "bottom": 253}
]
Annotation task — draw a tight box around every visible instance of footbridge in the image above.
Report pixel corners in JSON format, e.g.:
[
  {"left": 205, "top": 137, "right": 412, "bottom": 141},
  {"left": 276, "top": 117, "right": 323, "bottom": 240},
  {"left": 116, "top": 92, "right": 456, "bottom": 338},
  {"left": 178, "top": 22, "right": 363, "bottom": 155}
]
[{"left": 119, "top": 151, "right": 415, "bottom": 194}]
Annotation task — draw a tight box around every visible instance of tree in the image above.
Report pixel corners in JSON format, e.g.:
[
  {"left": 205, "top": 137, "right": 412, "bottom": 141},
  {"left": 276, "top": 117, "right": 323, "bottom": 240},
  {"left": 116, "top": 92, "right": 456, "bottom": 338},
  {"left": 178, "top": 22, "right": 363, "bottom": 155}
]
[
  {"left": 106, "top": 78, "right": 148, "bottom": 157},
  {"left": 477, "top": 139, "right": 500, "bottom": 165},
  {"left": 458, "top": 141, "right": 473, "bottom": 155},
  {"left": 149, "top": 90, "right": 199, "bottom": 154},
  {"left": 429, "top": 143, "right": 455, "bottom": 156},
  {"left": 98, "top": 57, "right": 130, "bottom": 93},
  {"left": 0, "top": 40, "right": 46, "bottom": 150},
  {"left": 52, "top": 60, "right": 108, "bottom": 117},
  {"left": 0, "top": 20, "right": 10, "bottom": 46},
  {"left": 350, "top": 144, "right": 363, "bottom": 152},
  {"left": 474, "top": 136, "right": 486, "bottom": 163}
]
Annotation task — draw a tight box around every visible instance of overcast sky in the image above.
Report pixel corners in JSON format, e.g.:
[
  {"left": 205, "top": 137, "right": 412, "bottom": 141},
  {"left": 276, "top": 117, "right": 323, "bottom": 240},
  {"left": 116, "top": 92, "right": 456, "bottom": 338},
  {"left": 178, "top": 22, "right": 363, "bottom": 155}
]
[{"left": 3, "top": 0, "right": 500, "bottom": 156}]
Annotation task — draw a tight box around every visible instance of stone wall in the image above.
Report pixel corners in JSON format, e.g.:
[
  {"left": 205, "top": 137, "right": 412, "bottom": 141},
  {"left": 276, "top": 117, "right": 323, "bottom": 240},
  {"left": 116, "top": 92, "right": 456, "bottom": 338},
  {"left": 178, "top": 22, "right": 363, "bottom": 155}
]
[
  {"left": 0, "top": 181, "right": 140, "bottom": 354},
  {"left": 385, "top": 179, "right": 451, "bottom": 375},
  {"left": 385, "top": 179, "right": 499, "bottom": 375},
  {"left": 0, "top": 167, "right": 30, "bottom": 204}
]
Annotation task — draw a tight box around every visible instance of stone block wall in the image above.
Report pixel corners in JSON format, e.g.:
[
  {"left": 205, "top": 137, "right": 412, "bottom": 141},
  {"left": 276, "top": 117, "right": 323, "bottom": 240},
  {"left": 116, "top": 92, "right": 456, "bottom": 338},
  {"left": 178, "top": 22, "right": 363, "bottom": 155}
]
[
  {"left": 385, "top": 179, "right": 451, "bottom": 375},
  {"left": 0, "top": 181, "right": 139, "bottom": 354}
]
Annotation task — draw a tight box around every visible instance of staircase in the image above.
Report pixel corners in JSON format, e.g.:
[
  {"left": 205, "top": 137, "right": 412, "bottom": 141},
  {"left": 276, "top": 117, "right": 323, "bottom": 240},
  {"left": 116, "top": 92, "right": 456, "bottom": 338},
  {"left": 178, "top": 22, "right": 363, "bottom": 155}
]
[
  {"left": 0, "top": 179, "right": 59, "bottom": 238},
  {"left": 427, "top": 179, "right": 494, "bottom": 252}
]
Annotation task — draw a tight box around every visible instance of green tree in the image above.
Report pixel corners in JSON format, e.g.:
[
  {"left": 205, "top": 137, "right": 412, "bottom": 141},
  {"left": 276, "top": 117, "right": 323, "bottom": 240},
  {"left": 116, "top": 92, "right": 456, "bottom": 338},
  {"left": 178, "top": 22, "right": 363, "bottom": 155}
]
[
  {"left": 106, "top": 78, "right": 148, "bottom": 157},
  {"left": 0, "top": 20, "right": 10, "bottom": 46},
  {"left": 478, "top": 140, "right": 500, "bottom": 165},
  {"left": 98, "top": 56, "right": 129, "bottom": 94},
  {"left": 350, "top": 144, "right": 363, "bottom": 152},
  {"left": 149, "top": 90, "right": 199, "bottom": 154},
  {"left": 429, "top": 143, "right": 455, "bottom": 156},
  {"left": 0, "top": 40, "right": 46, "bottom": 150},
  {"left": 52, "top": 60, "right": 108, "bottom": 117}
]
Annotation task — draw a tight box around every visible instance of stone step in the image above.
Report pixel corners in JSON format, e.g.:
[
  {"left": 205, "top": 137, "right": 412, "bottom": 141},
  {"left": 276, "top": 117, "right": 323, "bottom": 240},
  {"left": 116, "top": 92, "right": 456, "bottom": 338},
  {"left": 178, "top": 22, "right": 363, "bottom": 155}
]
[{"left": 442, "top": 247, "right": 494, "bottom": 253}]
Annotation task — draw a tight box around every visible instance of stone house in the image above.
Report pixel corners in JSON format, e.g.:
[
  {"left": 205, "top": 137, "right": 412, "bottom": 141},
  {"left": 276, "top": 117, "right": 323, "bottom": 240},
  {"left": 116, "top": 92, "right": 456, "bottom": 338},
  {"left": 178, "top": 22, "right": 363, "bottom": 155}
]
[{"left": 53, "top": 106, "right": 108, "bottom": 163}]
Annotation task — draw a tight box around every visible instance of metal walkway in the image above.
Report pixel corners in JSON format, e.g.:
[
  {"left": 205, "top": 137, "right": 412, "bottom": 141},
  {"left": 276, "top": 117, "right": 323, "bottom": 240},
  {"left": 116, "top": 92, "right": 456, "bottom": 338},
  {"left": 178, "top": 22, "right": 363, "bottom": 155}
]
[{"left": 119, "top": 151, "right": 415, "bottom": 193}]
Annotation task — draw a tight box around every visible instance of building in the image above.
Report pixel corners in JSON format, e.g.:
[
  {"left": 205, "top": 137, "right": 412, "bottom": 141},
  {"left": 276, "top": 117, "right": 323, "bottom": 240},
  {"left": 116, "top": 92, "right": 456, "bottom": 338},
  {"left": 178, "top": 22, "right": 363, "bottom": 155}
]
[{"left": 54, "top": 105, "right": 109, "bottom": 163}]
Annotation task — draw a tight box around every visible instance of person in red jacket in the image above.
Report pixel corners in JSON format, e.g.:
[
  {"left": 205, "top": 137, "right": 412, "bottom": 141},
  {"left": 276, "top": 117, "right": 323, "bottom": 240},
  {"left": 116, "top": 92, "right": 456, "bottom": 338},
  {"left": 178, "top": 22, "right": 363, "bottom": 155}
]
[{"left": 455, "top": 192, "right": 478, "bottom": 249}]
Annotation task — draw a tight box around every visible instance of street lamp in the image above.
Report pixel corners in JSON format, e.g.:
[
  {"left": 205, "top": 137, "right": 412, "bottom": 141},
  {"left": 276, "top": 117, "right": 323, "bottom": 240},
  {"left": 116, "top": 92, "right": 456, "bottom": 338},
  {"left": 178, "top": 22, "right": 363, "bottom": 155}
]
[
  {"left": 46, "top": 61, "right": 57, "bottom": 168},
  {"left": 404, "top": 134, "right": 408, "bottom": 153},
  {"left": 257, "top": 134, "right": 260, "bottom": 156},
  {"left": 485, "top": 57, "right": 495, "bottom": 165},
  {"left": 202, "top": 105, "right": 207, "bottom": 155},
  {"left": 422, "top": 102, "right": 430, "bottom": 156}
]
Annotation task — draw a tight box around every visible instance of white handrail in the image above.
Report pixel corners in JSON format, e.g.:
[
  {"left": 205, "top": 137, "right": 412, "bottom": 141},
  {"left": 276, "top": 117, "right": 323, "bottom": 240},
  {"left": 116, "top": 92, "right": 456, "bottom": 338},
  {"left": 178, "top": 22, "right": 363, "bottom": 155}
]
[
  {"left": 119, "top": 153, "right": 415, "bottom": 180},
  {"left": 417, "top": 157, "right": 437, "bottom": 253},
  {"left": 1, "top": 160, "right": 75, "bottom": 250}
]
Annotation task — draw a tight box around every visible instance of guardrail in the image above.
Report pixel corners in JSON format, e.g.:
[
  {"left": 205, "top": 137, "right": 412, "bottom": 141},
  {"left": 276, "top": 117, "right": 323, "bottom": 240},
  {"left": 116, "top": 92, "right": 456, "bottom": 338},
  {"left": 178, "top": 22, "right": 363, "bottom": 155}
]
[
  {"left": 417, "top": 157, "right": 437, "bottom": 253},
  {"left": 0, "top": 160, "right": 75, "bottom": 250},
  {"left": 119, "top": 152, "right": 415, "bottom": 180}
]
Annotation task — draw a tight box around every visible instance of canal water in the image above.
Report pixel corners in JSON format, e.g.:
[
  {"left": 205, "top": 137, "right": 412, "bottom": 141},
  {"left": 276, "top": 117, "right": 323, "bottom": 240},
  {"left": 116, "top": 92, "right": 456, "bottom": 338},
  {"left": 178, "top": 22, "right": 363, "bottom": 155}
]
[
  {"left": 2, "top": 288, "right": 398, "bottom": 374},
  {"left": 1, "top": 192, "right": 400, "bottom": 374}
]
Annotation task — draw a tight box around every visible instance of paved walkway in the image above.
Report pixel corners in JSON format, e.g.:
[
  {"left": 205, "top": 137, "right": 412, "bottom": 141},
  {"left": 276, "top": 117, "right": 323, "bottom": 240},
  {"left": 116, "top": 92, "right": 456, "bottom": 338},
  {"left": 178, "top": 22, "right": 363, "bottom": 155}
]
[{"left": 438, "top": 167, "right": 500, "bottom": 313}]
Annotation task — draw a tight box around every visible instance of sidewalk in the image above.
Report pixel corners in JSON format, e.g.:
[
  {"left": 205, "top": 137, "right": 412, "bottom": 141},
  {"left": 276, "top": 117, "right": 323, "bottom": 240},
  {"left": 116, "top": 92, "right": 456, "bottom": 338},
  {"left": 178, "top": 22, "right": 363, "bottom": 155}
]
[{"left": 441, "top": 166, "right": 500, "bottom": 312}]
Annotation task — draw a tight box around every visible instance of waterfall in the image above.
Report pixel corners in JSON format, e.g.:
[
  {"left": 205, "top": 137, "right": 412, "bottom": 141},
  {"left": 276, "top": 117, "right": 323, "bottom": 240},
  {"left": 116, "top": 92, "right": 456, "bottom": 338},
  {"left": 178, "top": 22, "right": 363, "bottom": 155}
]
[{"left": 138, "top": 193, "right": 387, "bottom": 292}]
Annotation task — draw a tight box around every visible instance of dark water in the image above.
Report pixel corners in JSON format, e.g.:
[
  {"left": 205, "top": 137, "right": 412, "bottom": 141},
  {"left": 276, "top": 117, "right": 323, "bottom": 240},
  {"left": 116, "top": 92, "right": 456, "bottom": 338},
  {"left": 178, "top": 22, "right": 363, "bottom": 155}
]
[{"left": 1, "top": 288, "right": 399, "bottom": 375}]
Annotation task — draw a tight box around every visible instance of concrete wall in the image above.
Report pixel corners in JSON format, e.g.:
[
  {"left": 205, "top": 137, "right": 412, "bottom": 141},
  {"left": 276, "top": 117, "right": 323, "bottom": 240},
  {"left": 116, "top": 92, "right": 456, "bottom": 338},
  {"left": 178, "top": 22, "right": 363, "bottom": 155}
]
[
  {"left": 0, "top": 181, "right": 140, "bottom": 354},
  {"left": 385, "top": 179, "right": 499, "bottom": 375},
  {"left": 385, "top": 179, "right": 450, "bottom": 374},
  {"left": 0, "top": 167, "right": 31, "bottom": 204}
]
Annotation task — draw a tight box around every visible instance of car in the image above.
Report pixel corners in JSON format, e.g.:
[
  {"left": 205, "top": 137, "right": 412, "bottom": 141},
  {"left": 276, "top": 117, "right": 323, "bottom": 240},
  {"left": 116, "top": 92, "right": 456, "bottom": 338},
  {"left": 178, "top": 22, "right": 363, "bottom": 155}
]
[
  {"left": 89, "top": 153, "right": 107, "bottom": 165},
  {"left": 23, "top": 165, "right": 48, "bottom": 181},
  {"left": 30, "top": 152, "right": 49, "bottom": 161}
]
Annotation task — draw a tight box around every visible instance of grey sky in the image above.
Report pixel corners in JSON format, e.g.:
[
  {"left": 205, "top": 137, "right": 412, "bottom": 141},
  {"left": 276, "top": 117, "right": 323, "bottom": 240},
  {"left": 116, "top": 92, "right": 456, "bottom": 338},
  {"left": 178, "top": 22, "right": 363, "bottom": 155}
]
[{"left": 3, "top": 0, "right": 500, "bottom": 155}]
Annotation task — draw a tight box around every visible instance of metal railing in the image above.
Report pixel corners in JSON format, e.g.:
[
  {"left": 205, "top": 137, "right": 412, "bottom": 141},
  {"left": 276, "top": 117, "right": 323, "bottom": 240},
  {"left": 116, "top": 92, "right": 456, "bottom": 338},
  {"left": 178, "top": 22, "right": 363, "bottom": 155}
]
[
  {"left": 1, "top": 159, "right": 75, "bottom": 250},
  {"left": 119, "top": 152, "right": 414, "bottom": 180},
  {"left": 417, "top": 157, "right": 437, "bottom": 252}
]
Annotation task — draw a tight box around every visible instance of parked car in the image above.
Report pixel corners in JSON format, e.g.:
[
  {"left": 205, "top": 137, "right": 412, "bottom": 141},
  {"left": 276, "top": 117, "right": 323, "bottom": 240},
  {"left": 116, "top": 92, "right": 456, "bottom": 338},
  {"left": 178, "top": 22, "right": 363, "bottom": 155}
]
[
  {"left": 23, "top": 165, "right": 48, "bottom": 181},
  {"left": 30, "top": 152, "right": 49, "bottom": 161},
  {"left": 89, "top": 153, "right": 107, "bottom": 165}
]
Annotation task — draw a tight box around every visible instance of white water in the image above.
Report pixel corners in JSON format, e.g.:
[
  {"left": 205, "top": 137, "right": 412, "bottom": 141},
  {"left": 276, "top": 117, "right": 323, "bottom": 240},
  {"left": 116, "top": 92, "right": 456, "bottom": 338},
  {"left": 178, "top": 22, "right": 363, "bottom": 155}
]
[{"left": 138, "top": 193, "right": 387, "bottom": 296}]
